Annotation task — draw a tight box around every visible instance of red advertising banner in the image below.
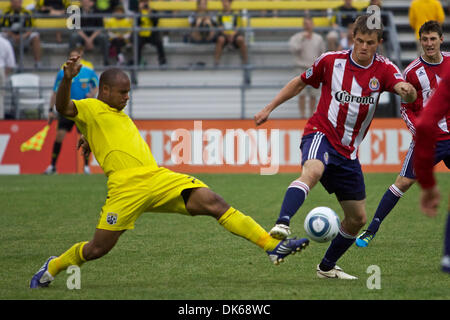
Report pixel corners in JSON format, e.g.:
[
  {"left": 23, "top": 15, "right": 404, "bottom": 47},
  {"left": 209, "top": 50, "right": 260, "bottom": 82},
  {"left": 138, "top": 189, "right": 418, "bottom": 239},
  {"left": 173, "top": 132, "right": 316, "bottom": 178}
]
[{"left": 0, "top": 119, "right": 447, "bottom": 175}]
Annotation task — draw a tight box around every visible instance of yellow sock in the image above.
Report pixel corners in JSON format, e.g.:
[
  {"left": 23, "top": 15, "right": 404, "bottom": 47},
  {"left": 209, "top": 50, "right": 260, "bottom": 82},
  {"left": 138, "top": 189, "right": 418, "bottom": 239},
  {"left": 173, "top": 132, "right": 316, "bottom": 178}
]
[
  {"left": 218, "top": 207, "right": 280, "bottom": 251},
  {"left": 48, "top": 241, "right": 88, "bottom": 277}
]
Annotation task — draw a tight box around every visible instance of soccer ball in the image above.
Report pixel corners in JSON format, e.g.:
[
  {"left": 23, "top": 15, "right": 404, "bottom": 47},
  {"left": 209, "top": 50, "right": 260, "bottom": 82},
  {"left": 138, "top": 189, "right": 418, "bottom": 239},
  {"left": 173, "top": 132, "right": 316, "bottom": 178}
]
[{"left": 304, "top": 207, "right": 340, "bottom": 243}]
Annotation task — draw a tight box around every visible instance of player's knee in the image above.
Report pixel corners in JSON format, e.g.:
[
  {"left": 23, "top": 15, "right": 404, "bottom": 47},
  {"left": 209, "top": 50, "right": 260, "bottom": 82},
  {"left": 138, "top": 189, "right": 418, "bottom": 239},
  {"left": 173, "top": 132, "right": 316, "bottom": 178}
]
[
  {"left": 193, "top": 190, "right": 228, "bottom": 218},
  {"left": 84, "top": 242, "right": 113, "bottom": 261},
  {"left": 206, "top": 193, "right": 229, "bottom": 217},
  {"left": 395, "top": 176, "right": 415, "bottom": 192},
  {"left": 303, "top": 164, "right": 324, "bottom": 183},
  {"left": 357, "top": 214, "right": 367, "bottom": 228},
  {"left": 351, "top": 214, "right": 366, "bottom": 230}
]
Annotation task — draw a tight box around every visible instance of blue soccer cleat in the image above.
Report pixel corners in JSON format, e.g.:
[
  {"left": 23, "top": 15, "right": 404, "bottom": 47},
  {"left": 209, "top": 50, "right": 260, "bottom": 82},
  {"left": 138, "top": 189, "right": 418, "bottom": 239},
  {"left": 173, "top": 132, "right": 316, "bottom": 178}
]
[
  {"left": 30, "top": 256, "right": 57, "bottom": 289},
  {"left": 355, "top": 230, "right": 376, "bottom": 248},
  {"left": 266, "top": 237, "right": 309, "bottom": 265}
]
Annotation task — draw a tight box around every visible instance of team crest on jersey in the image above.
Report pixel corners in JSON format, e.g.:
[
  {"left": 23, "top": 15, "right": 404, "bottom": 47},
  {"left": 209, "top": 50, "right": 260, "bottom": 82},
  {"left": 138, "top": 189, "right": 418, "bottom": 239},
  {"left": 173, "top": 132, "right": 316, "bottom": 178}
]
[
  {"left": 106, "top": 212, "right": 118, "bottom": 225},
  {"left": 306, "top": 67, "right": 313, "bottom": 79},
  {"left": 368, "top": 77, "right": 380, "bottom": 91}
]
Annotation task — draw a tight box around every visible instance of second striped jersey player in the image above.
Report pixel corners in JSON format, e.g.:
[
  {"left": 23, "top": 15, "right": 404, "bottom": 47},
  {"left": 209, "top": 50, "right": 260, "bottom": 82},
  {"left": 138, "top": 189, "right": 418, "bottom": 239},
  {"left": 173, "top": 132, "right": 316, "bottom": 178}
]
[{"left": 357, "top": 20, "right": 450, "bottom": 248}]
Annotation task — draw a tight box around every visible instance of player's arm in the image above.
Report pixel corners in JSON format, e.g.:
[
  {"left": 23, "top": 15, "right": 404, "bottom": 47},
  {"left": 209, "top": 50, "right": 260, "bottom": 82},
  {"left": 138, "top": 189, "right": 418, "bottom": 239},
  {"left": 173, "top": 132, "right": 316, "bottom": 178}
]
[
  {"left": 255, "top": 76, "right": 307, "bottom": 126},
  {"left": 55, "top": 55, "right": 82, "bottom": 118},
  {"left": 400, "top": 102, "right": 418, "bottom": 136},
  {"left": 393, "top": 81, "right": 417, "bottom": 104}
]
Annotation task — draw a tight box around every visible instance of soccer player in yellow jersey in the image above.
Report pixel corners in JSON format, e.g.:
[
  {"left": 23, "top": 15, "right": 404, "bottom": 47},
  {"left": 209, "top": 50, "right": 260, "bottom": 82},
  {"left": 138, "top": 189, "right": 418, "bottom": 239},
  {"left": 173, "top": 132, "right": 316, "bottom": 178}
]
[{"left": 30, "top": 56, "right": 310, "bottom": 288}]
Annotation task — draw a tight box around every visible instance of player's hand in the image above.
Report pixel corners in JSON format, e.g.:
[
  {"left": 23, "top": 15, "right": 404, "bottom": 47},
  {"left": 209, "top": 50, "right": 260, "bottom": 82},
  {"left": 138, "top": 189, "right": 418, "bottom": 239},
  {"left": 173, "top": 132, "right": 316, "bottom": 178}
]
[
  {"left": 254, "top": 107, "right": 271, "bottom": 126},
  {"left": 77, "top": 134, "right": 91, "bottom": 158},
  {"left": 63, "top": 55, "right": 82, "bottom": 80},
  {"left": 419, "top": 185, "right": 441, "bottom": 217},
  {"left": 395, "top": 82, "right": 417, "bottom": 104}
]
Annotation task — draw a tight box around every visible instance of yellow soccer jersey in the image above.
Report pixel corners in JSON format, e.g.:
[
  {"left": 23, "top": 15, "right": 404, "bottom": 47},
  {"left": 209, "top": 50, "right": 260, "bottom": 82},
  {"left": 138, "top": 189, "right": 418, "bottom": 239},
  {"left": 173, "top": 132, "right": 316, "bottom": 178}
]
[{"left": 69, "top": 98, "right": 158, "bottom": 176}]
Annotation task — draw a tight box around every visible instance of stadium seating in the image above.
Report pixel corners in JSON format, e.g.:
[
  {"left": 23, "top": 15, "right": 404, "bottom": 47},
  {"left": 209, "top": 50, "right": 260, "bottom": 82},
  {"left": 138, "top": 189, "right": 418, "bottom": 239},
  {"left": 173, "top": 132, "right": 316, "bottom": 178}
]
[
  {"left": 3, "top": 0, "right": 448, "bottom": 120},
  {"left": 150, "top": 0, "right": 370, "bottom": 11}
]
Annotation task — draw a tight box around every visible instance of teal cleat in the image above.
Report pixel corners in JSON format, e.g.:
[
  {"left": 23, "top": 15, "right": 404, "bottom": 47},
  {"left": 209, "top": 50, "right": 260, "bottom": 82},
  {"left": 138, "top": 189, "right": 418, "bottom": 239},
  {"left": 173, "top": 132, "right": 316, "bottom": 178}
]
[{"left": 356, "top": 230, "right": 376, "bottom": 248}]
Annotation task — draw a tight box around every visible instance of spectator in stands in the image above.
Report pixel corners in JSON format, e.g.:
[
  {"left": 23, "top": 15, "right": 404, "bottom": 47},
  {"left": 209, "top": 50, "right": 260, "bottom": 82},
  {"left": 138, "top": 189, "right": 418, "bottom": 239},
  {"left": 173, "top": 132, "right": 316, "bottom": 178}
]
[
  {"left": 95, "top": 0, "right": 120, "bottom": 14},
  {"left": 409, "top": 0, "right": 445, "bottom": 54},
  {"left": 326, "top": 0, "right": 359, "bottom": 51},
  {"left": 35, "top": 0, "right": 69, "bottom": 43},
  {"left": 289, "top": 16, "right": 325, "bottom": 118},
  {"left": 0, "top": 33, "right": 16, "bottom": 120},
  {"left": 104, "top": 4, "right": 134, "bottom": 65},
  {"left": 188, "top": 0, "right": 217, "bottom": 44},
  {"left": 214, "top": 0, "right": 248, "bottom": 67},
  {"left": 338, "top": 22, "right": 354, "bottom": 50},
  {"left": 69, "top": 0, "right": 109, "bottom": 66},
  {"left": 136, "top": 0, "right": 167, "bottom": 67},
  {"left": 0, "top": 0, "right": 42, "bottom": 68},
  {"left": 336, "top": 0, "right": 359, "bottom": 28}
]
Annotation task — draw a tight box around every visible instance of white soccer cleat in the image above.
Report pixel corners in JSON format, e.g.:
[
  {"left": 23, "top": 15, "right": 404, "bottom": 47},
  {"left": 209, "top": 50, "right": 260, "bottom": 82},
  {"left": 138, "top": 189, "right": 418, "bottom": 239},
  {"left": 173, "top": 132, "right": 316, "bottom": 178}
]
[
  {"left": 43, "top": 165, "right": 56, "bottom": 175},
  {"left": 83, "top": 165, "right": 91, "bottom": 175},
  {"left": 269, "top": 224, "right": 291, "bottom": 240},
  {"left": 316, "top": 264, "right": 358, "bottom": 280}
]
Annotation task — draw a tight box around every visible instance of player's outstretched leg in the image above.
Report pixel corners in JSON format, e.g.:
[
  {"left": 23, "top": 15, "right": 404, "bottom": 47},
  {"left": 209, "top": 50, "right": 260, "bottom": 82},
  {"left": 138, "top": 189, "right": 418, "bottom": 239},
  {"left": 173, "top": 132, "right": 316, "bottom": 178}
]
[
  {"left": 30, "top": 229, "right": 124, "bottom": 288},
  {"left": 30, "top": 241, "right": 87, "bottom": 289},
  {"left": 185, "top": 187, "right": 309, "bottom": 265}
]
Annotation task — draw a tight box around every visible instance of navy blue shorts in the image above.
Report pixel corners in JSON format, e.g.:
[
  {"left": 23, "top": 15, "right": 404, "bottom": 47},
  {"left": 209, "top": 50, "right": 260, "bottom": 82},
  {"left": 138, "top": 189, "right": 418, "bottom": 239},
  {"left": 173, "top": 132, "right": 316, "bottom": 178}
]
[
  {"left": 300, "top": 132, "right": 366, "bottom": 201},
  {"left": 400, "top": 139, "right": 450, "bottom": 179}
]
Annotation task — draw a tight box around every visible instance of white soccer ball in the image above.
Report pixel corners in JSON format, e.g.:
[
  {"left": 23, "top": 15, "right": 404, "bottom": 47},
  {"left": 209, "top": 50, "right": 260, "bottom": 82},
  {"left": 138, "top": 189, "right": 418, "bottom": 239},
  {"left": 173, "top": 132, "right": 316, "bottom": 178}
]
[{"left": 304, "top": 206, "right": 340, "bottom": 243}]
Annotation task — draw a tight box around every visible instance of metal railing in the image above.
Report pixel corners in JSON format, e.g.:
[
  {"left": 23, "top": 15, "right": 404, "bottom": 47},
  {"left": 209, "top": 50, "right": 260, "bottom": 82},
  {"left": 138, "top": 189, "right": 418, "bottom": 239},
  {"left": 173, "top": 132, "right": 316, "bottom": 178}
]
[{"left": 1, "top": 10, "right": 402, "bottom": 119}]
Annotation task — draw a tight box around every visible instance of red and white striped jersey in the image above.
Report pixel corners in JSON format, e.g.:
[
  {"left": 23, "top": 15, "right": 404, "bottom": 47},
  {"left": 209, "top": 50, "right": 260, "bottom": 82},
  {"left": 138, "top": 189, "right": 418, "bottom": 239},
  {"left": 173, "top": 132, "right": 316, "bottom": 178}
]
[
  {"left": 300, "top": 50, "right": 405, "bottom": 160},
  {"left": 401, "top": 52, "right": 450, "bottom": 141}
]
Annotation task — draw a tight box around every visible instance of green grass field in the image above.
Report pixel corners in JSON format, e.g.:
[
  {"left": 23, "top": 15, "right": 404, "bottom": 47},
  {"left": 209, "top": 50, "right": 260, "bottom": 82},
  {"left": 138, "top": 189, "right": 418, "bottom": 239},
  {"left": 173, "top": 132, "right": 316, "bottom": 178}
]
[{"left": 1, "top": 173, "right": 449, "bottom": 300}]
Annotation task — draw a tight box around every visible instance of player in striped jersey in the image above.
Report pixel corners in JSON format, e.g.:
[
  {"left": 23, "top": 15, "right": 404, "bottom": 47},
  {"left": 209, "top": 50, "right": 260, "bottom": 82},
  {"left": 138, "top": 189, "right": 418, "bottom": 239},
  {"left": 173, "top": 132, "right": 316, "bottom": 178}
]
[
  {"left": 414, "top": 66, "right": 450, "bottom": 273},
  {"left": 356, "top": 21, "right": 450, "bottom": 248},
  {"left": 255, "top": 15, "right": 417, "bottom": 279}
]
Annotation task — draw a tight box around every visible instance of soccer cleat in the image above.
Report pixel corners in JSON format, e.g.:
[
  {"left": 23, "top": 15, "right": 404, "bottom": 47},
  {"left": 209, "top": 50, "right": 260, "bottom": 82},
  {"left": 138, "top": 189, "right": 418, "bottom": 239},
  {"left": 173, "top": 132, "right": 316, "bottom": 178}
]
[
  {"left": 316, "top": 264, "right": 358, "bottom": 280},
  {"left": 83, "top": 165, "right": 91, "bottom": 175},
  {"left": 30, "top": 256, "right": 57, "bottom": 289},
  {"left": 355, "top": 230, "right": 376, "bottom": 248},
  {"left": 43, "top": 165, "right": 56, "bottom": 175},
  {"left": 267, "top": 237, "right": 309, "bottom": 265},
  {"left": 269, "top": 224, "right": 292, "bottom": 240}
]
